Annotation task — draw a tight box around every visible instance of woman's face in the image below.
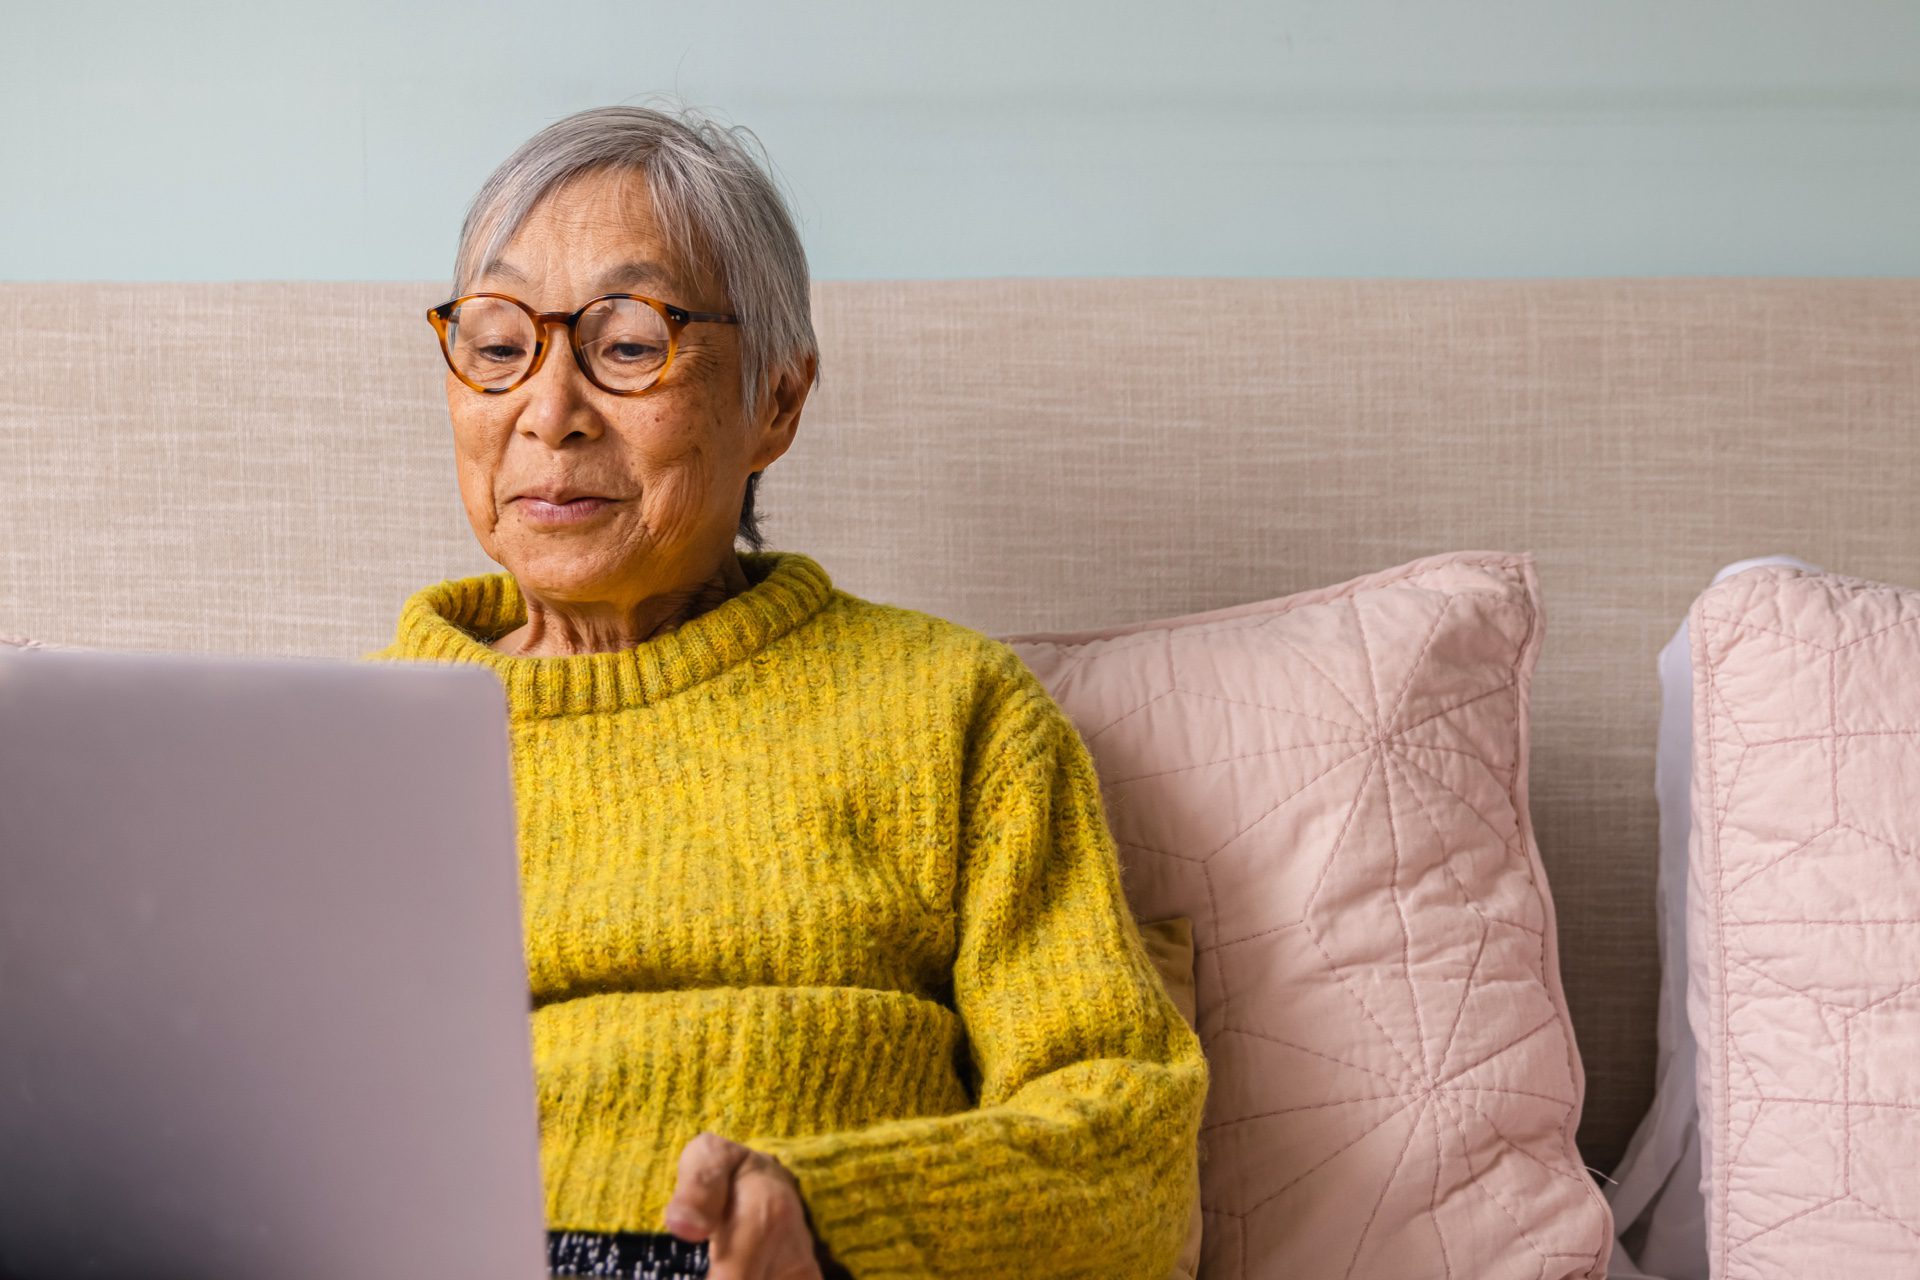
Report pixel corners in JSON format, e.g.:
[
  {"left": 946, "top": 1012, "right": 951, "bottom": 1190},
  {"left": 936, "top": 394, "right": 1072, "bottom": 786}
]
[{"left": 448, "top": 166, "right": 791, "bottom": 608}]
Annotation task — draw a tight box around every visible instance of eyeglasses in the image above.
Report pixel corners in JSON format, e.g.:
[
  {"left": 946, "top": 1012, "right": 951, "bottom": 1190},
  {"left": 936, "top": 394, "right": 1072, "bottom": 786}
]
[{"left": 426, "top": 291, "right": 740, "bottom": 396}]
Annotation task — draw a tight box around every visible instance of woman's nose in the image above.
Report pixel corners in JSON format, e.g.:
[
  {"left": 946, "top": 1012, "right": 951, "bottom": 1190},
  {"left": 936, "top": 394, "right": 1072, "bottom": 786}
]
[{"left": 516, "top": 325, "right": 605, "bottom": 445}]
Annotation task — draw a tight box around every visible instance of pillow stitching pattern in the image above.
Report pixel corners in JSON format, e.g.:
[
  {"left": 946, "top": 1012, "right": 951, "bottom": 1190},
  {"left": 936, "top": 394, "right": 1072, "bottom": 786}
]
[
  {"left": 1017, "top": 556, "right": 1608, "bottom": 1277},
  {"left": 1696, "top": 574, "right": 1920, "bottom": 1275}
]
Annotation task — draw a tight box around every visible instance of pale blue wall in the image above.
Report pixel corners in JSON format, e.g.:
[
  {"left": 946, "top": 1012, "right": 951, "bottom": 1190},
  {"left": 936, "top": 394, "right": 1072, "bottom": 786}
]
[{"left": 4, "top": 0, "right": 1917, "bottom": 281}]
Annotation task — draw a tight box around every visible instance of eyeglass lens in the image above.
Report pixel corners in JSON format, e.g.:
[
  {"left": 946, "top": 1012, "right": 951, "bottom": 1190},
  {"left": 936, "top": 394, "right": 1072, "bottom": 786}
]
[{"left": 444, "top": 297, "right": 672, "bottom": 392}]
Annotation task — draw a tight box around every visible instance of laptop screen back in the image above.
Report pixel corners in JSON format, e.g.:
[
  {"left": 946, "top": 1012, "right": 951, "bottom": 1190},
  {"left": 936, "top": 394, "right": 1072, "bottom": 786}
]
[{"left": 0, "top": 649, "right": 548, "bottom": 1280}]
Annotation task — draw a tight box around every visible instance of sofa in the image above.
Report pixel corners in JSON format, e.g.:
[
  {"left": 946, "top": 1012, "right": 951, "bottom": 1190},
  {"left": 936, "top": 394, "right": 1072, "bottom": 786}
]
[{"left": 5, "top": 278, "right": 1917, "bottom": 1277}]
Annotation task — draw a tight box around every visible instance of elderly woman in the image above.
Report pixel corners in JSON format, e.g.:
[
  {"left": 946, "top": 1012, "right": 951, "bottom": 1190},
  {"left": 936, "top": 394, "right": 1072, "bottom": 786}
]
[{"left": 362, "top": 104, "right": 1206, "bottom": 1280}]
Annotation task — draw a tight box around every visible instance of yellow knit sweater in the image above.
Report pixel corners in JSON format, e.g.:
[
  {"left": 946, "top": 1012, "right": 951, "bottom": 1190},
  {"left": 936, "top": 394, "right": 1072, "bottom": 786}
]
[{"left": 360, "top": 549, "right": 1207, "bottom": 1278}]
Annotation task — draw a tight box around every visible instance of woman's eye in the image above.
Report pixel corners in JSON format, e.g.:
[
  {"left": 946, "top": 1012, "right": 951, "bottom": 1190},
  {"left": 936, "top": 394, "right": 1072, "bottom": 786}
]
[
  {"left": 607, "top": 342, "right": 666, "bottom": 363},
  {"left": 477, "top": 344, "right": 526, "bottom": 363}
]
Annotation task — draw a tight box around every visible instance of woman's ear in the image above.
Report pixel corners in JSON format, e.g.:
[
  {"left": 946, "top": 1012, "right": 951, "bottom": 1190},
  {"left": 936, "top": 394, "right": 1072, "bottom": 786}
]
[{"left": 749, "top": 353, "right": 817, "bottom": 472}]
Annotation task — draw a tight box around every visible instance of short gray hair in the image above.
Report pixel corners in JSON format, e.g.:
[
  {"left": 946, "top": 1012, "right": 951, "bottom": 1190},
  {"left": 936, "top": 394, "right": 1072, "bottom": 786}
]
[{"left": 451, "top": 101, "right": 818, "bottom": 550}]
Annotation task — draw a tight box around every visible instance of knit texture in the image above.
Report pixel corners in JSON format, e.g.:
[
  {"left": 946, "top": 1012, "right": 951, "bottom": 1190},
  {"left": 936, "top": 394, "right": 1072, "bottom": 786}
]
[{"left": 360, "top": 549, "right": 1208, "bottom": 1279}]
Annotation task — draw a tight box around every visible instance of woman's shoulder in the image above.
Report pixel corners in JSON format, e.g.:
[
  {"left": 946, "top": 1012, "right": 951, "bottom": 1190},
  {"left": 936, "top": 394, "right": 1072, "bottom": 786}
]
[
  {"left": 827, "top": 590, "right": 1025, "bottom": 666},
  {"left": 823, "top": 591, "right": 1060, "bottom": 721}
]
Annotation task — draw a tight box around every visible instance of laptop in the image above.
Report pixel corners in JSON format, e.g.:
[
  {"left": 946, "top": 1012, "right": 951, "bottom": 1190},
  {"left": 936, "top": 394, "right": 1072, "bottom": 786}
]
[{"left": 0, "top": 647, "right": 550, "bottom": 1280}]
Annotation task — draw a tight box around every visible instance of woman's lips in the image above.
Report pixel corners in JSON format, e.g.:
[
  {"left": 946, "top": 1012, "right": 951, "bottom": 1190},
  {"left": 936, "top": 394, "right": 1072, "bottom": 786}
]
[{"left": 515, "top": 496, "right": 615, "bottom": 526}]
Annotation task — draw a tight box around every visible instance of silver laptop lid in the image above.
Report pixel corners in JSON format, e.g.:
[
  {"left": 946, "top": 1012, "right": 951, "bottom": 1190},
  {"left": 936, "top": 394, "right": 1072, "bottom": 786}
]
[{"left": 0, "top": 649, "right": 548, "bottom": 1280}]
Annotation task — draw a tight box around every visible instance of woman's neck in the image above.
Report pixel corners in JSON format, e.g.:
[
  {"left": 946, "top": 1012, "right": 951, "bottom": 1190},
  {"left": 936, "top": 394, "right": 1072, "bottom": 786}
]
[{"left": 488, "top": 551, "right": 754, "bottom": 657}]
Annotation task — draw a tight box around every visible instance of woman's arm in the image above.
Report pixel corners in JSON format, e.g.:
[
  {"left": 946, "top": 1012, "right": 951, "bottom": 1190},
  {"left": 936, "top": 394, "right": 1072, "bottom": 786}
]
[{"left": 748, "top": 665, "right": 1210, "bottom": 1280}]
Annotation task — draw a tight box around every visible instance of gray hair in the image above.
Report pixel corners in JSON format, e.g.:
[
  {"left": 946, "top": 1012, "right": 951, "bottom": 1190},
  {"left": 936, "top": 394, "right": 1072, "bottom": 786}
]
[{"left": 451, "top": 101, "right": 818, "bottom": 550}]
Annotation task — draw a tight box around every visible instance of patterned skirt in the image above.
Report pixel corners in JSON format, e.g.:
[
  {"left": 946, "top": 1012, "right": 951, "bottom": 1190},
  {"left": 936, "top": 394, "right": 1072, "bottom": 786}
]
[
  {"left": 546, "top": 1228, "right": 855, "bottom": 1279},
  {"left": 547, "top": 1229, "right": 710, "bottom": 1279}
]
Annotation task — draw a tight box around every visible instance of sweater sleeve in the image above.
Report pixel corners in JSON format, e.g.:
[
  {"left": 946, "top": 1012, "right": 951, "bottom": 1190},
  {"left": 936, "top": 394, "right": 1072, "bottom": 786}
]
[{"left": 750, "top": 665, "right": 1210, "bottom": 1280}]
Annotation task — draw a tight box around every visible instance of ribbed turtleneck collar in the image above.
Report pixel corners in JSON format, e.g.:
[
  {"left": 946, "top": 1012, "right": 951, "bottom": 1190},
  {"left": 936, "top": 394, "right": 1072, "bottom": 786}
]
[{"left": 385, "top": 549, "right": 835, "bottom": 718}]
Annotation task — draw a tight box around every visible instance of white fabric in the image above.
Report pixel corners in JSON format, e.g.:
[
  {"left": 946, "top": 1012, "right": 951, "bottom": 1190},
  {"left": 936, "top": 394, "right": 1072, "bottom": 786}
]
[{"left": 1602, "top": 553, "right": 1822, "bottom": 1280}]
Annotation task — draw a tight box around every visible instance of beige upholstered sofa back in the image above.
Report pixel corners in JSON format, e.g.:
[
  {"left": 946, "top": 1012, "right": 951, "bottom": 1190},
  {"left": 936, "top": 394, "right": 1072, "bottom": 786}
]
[{"left": 5, "top": 278, "right": 1917, "bottom": 1169}]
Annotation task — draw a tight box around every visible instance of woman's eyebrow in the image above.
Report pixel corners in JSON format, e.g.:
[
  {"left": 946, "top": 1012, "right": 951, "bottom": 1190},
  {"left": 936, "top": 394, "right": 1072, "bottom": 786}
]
[{"left": 478, "top": 258, "right": 529, "bottom": 284}]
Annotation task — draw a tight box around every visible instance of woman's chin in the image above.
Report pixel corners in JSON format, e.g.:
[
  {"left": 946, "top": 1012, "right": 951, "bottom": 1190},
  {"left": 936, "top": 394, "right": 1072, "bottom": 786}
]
[{"left": 497, "top": 542, "right": 630, "bottom": 601}]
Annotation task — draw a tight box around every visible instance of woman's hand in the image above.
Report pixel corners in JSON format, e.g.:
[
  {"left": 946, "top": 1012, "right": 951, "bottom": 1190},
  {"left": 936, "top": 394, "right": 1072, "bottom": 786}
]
[{"left": 664, "top": 1132, "right": 824, "bottom": 1280}]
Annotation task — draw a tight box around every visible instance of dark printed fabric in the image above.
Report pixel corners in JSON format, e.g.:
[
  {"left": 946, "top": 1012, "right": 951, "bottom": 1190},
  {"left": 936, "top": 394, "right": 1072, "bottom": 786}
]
[
  {"left": 547, "top": 1229, "right": 709, "bottom": 1279},
  {"left": 546, "top": 1228, "right": 856, "bottom": 1279}
]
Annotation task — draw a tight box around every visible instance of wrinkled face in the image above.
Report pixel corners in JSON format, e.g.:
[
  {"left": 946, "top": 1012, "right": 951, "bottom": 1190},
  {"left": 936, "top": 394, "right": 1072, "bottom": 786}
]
[{"left": 447, "top": 167, "right": 774, "bottom": 607}]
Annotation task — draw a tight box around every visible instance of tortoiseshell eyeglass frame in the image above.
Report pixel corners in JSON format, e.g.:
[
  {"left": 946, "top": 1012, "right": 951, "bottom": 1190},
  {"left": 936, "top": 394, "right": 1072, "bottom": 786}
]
[{"left": 426, "top": 291, "right": 740, "bottom": 397}]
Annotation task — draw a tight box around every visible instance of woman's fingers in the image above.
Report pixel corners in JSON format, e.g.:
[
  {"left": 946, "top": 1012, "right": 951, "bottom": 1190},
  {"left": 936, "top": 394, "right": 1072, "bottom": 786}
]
[
  {"left": 663, "top": 1131, "right": 748, "bottom": 1241},
  {"left": 665, "top": 1133, "right": 822, "bottom": 1279},
  {"left": 707, "top": 1159, "right": 822, "bottom": 1280}
]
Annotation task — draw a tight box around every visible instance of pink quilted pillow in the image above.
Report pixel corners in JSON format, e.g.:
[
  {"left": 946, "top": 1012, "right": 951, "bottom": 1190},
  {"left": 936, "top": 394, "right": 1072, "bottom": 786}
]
[
  {"left": 1686, "top": 565, "right": 1920, "bottom": 1277},
  {"left": 1001, "top": 550, "right": 1611, "bottom": 1280}
]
